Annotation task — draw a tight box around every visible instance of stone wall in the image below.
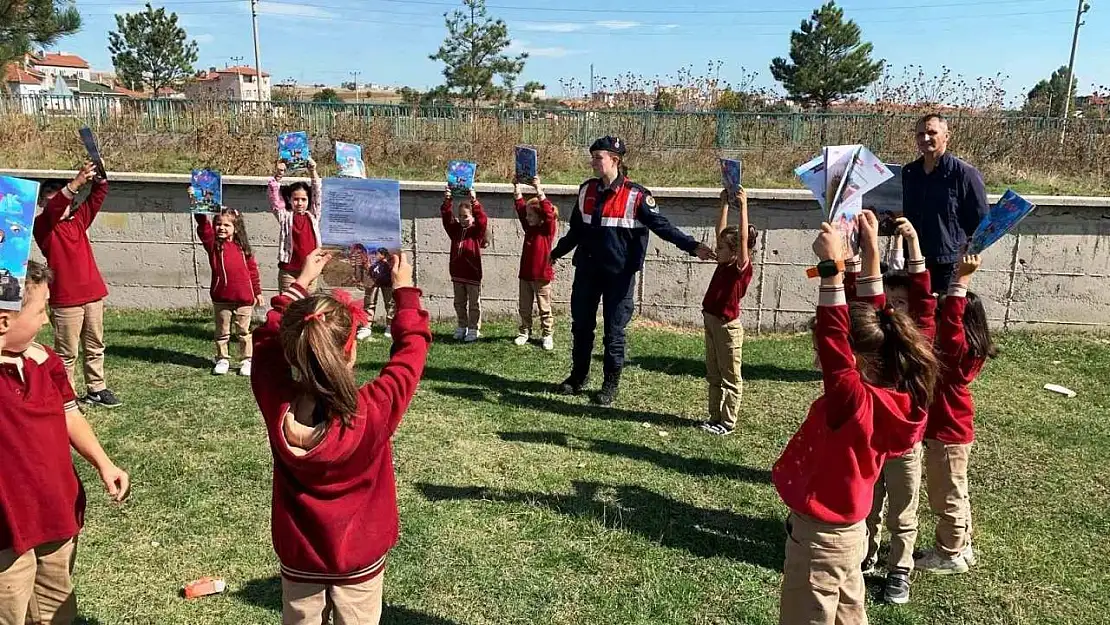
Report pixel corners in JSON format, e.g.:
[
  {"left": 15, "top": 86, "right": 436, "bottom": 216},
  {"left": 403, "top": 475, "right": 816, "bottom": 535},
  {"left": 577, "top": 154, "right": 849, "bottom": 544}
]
[{"left": 5, "top": 169, "right": 1110, "bottom": 332}]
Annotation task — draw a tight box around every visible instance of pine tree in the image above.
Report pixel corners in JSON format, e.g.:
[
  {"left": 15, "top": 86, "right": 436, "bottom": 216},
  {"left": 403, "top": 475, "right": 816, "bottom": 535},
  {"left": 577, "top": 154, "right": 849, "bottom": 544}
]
[
  {"left": 1025, "top": 66, "right": 1077, "bottom": 117},
  {"left": 770, "top": 1, "right": 883, "bottom": 109},
  {"left": 108, "top": 3, "right": 198, "bottom": 97},
  {"left": 429, "top": 0, "right": 527, "bottom": 106},
  {"left": 0, "top": 0, "right": 82, "bottom": 72}
]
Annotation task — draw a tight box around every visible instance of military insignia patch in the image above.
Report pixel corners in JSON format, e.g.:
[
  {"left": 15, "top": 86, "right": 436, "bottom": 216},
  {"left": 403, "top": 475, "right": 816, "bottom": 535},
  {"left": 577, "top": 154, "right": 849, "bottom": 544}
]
[{"left": 645, "top": 195, "right": 657, "bottom": 211}]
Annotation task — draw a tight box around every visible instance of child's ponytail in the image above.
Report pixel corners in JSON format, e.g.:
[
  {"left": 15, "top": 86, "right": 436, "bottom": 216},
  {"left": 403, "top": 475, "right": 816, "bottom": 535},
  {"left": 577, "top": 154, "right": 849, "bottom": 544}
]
[
  {"left": 280, "top": 295, "right": 362, "bottom": 427},
  {"left": 963, "top": 291, "right": 998, "bottom": 360},
  {"left": 848, "top": 302, "right": 940, "bottom": 407}
]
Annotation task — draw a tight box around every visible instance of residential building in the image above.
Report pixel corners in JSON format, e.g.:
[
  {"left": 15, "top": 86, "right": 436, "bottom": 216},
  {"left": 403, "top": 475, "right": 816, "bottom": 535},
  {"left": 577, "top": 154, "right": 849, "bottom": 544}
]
[
  {"left": 27, "top": 52, "right": 91, "bottom": 82},
  {"left": 184, "top": 66, "right": 272, "bottom": 101}
]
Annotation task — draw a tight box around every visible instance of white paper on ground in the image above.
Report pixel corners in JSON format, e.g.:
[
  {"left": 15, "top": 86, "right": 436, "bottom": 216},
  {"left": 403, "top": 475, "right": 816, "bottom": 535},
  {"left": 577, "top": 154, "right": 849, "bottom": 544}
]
[{"left": 1043, "top": 384, "right": 1077, "bottom": 398}]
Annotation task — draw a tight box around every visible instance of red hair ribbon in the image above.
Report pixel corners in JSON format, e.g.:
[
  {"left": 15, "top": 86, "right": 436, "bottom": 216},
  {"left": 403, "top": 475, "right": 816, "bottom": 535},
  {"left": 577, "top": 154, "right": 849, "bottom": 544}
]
[
  {"left": 330, "top": 289, "right": 370, "bottom": 354},
  {"left": 304, "top": 310, "right": 326, "bottom": 323}
]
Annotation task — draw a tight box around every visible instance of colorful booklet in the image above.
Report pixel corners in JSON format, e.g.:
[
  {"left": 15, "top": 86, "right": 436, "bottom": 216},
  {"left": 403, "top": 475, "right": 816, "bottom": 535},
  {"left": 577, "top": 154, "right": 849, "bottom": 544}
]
[
  {"left": 278, "top": 131, "right": 311, "bottom": 172},
  {"left": 79, "top": 127, "right": 107, "bottom": 180},
  {"left": 514, "top": 146, "right": 537, "bottom": 183},
  {"left": 968, "top": 190, "right": 1036, "bottom": 254},
  {"left": 719, "top": 158, "right": 742, "bottom": 208},
  {"left": 336, "top": 141, "right": 366, "bottom": 178},
  {"left": 447, "top": 160, "right": 476, "bottom": 197},
  {"left": 318, "top": 178, "right": 402, "bottom": 287},
  {"left": 797, "top": 144, "right": 894, "bottom": 257},
  {"left": 189, "top": 169, "right": 222, "bottom": 214},
  {"left": 0, "top": 176, "right": 41, "bottom": 311}
]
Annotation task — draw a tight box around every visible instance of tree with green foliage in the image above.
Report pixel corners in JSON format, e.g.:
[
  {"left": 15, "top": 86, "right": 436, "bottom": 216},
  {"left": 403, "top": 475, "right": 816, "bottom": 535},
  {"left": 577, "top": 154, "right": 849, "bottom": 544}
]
[
  {"left": 108, "top": 3, "right": 198, "bottom": 97},
  {"left": 1024, "top": 66, "right": 1078, "bottom": 118},
  {"left": 429, "top": 0, "right": 527, "bottom": 106},
  {"left": 312, "top": 88, "right": 340, "bottom": 103},
  {"left": 653, "top": 90, "right": 677, "bottom": 112},
  {"left": 0, "top": 0, "right": 82, "bottom": 74},
  {"left": 769, "top": 1, "right": 883, "bottom": 109}
]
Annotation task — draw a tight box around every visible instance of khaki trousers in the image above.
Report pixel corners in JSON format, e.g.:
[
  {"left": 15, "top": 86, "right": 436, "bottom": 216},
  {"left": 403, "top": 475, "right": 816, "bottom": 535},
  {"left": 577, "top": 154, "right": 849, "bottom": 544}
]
[
  {"left": 518, "top": 280, "right": 553, "bottom": 337},
  {"left": 214, "top": 302, "right": 253, "bottom": 361},
  {"left": 363, "top": 286, "right": 395, "bottom": 326},
  {"left": 0, "top": 538, "right": 77, "bottom": 625},
  {"left": 925, "top": 439, "right": 973, "bottom": 558},
  {"left": 50, "top": 300, "right": 106, "bottom": 394},
  {"left": 703, "top": 312, "right": 744, "bottom": 430},
  {"left": 866, "top": 442, "right": 923, "bottom": 572},
  {"left": 282, "top": 574, "right": 383, "bottom": 625},
  {"left": 278, "top": 269, "right": 317, "bottom": 294},
  {"left": 452, "top": 282, "right": 481, "bottom": 330},
  {"left": 780, "top": 513, "right": 867, "bottom": 625}
]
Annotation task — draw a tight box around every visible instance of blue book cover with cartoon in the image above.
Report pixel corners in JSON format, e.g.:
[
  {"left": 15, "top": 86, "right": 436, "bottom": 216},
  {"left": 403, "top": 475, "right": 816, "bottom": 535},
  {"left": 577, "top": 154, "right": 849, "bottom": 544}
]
[
  {"left": 447, "top": 160, "right": 476, "bottom": 196},
  {"left": 189, "top": 169, "right": 222, "bottom": 214},
  {"left": 719, "top": 158, "right": 742, "bottom": 208},
  {"left": 0, "top": 176, "right": 41, "bottom": 311},
  {"left": 514, "top": 146, "right": 537, "bottom": 182},
  {"left": 969, "top": 190, "right": 1036, "bottom": 254},
  {"left": 278, "top": 131, "right": 311, "bottom": 172},
  {"left": 336, "top": 142, "right": 366, "bottom": 178}
]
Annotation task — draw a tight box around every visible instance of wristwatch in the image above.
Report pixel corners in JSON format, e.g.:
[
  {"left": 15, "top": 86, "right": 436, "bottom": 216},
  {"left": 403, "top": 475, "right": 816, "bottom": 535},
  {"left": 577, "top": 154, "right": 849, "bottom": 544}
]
[{"left": 805, "top": 259, "right": 845, "bottom": 279}]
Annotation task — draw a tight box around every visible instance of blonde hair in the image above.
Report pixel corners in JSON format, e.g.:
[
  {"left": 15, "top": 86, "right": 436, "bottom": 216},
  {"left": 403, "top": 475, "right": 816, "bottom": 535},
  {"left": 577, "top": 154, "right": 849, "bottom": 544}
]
[{"left": 279, "top": 295, "right": 360, "bottom": 427}]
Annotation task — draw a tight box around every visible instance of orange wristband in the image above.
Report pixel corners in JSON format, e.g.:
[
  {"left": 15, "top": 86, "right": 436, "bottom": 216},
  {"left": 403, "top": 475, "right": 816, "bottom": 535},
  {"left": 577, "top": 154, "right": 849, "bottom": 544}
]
[{"left": 806, "top": 260, "right": 845, "bottom": 279}]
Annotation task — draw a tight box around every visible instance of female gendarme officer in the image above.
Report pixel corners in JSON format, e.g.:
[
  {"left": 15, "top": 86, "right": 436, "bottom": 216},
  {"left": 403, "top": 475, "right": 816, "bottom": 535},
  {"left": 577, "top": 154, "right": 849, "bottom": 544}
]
[{"left": 551, "top": 136, "right": 714, "bottom": 406}]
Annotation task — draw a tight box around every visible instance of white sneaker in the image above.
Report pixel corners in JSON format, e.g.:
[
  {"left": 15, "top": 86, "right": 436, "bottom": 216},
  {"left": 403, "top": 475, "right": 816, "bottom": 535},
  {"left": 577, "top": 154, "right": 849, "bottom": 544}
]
[
  {"left": 464, "top": 329, "right": 480, "bottom": 343},
  {"left": 542, "top": 336, "right": 554, "bottom": 351},
  {"left": 356, "top": 326, "right": 373, "bottom": 341},
  {"left": 212, "top": 359, "right": 230, "bottom": 376},
  {"left": 961, "top": 543, "right": 977, "bottom": 567},
  {"left": 239, "top": 359, "right": 252, "bottom": 377},
  {"left": 384, "top": 329, "right": 392, "bottom": 340},
  {"left": 453, "top": 327, "right": 467, "bottom": 340},
  {"left": 915, "top": 549, "right": 969, "bottom": 575},
  {"left": 514, "top": 333, "right": 530, "bottom": 346}
]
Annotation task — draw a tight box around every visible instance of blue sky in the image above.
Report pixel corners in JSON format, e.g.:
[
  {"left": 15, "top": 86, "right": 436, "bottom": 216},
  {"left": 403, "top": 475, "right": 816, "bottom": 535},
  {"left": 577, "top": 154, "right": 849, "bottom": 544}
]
[{"left": 66, "top": 0, "right": 1109, "bottom": 102}]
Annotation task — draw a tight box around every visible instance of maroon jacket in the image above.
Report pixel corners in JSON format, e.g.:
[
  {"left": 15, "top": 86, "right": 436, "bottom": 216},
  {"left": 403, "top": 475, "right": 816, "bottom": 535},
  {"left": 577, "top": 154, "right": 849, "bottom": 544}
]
[
  {"left": 514, "top": 197, "right": 556, "bottom": 282},
  {"left": 441, "top": 198, "right": 487, "bottom": 285},
  {"left": 195, "top": 214, "right": 262, "bottom": 306},
  {"left": 33, "top": 182, "right": 109, "bottom": 308}
]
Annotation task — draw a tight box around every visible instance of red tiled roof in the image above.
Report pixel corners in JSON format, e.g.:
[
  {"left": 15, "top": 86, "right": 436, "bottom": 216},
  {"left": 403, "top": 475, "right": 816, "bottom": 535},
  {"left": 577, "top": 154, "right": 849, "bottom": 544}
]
[
  {"left": 34, "top": 53, "right": 90, "bottom": 69},
  {"left": 3, "top": 64, "right": 44, "bottom": 85},
  {"left": 155, "top": 86, "right": 178, "bottom": 95},
  {"left": 216, "top": 65, "right": 270, "bottom": 78},
  {"left": 113, "top": 85, "right": 145, "bottom": 98}
]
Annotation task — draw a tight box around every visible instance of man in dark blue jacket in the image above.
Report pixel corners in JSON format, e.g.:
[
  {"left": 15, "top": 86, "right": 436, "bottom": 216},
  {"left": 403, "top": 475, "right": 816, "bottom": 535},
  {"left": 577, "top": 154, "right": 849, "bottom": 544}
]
[
  {"left": 902, "top": 114, "right": 989, "bottom": 293},
  {"left": 551, "top": 136, "right": 714, "bottom": 406}
]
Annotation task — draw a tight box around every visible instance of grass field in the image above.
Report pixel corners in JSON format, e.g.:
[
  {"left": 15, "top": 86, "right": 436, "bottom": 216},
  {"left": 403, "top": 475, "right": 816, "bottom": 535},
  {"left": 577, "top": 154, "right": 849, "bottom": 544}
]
[{"left": 51, "top": 309, "right": 1110, "bottom": 624}]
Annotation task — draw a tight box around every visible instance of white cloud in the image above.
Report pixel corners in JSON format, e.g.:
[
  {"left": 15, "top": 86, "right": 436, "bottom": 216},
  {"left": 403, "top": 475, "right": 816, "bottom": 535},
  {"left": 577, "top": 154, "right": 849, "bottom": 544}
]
[
  {"left": 521, "top": 22, "right": 584, "bottom": 33},
  {"left": 594, "top": 20, "right": 640, "bottom": 30},
  {"left": 256, "top": 2, "right": 336, "bottom": 19},
  {"left": 658, "top": 24, "right": 679, "bottom": 30},
  {"left": 192, "top": 33, "right": 215, "bottom": 44},
  {"left": 508, "top": 39, "right": 580, "bottom": 58}
]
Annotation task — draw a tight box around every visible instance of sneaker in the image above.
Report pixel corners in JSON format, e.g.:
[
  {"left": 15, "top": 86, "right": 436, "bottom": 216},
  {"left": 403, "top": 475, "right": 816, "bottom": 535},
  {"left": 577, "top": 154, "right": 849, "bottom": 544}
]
[
  {"left": 212, "top": 359, "right": 231, "bottom": 376},
  {"left": 84, "top": 388, "right": 122, "bottom": 408},
  {"left": 699, "top": 422, "right": 720, "bottom": 433},
  {"left": 593, "top": 372, "right": 620, "bottom": 406},
  {"left": 558, "top": 376, "right": 586, "bottom": 395},
  {"left": 239, "top": 359, "right": 252, "bottom": 377},
  {"left": 706, "top": 424, "right": 734, "bottom": 436},
  {"left": 542, "top": 336, "right": 554, "bottom": 351},
  {"left": 914, "top": 549, "right": 969, "bottom": 575},
  {"left": 453, "top": 327, "right": 467, "bottom": 340},
  {"left": 464, "top": 329, "right": 480, "bottom": 343},
  {"left": 883, "top": 570, "right": 911, "bottom": 604},
  {"left": 356, "top": 326, "right": 373, "bottom": 341},
  {"left": 384, "top": 329, "right": 392, "bottom": 340},
  {"left": 514, "top": 333, "right": 530, "bottom": 346},
  {"left": 961, "top": 543, "right": 977, "bottom": 567}
]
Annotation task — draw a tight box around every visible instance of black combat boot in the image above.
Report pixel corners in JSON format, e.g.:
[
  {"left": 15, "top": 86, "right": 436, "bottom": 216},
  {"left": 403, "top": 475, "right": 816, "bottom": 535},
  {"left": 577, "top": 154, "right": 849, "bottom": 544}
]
[
  {"left": 593, "top": 371, "right": 621, "bottom": 406},
  {"left": 558, "top": 375, "right": 586, "bottom": 396}
]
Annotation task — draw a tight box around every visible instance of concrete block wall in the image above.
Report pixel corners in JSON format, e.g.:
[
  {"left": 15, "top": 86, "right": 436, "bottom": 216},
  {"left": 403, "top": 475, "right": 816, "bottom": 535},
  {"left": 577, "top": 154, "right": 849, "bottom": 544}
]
[{"left": 5, "top": 169, "right": 1110, "bottom": 332}]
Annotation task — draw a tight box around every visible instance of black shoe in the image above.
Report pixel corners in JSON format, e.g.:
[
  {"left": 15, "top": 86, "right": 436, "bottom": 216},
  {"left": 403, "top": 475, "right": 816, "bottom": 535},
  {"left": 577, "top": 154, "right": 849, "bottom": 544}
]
[
  {"left": 593, "top": 373, "right": 620, "bottom": 406},
  {"left": 883, "top": 570, "right": 911, "bottom": 605},
  {"left": 558, "top": 376, "right": 585, "bottom": 395},
  {"left": 84, "top": 389, "right": 122, "bottom": 408}
]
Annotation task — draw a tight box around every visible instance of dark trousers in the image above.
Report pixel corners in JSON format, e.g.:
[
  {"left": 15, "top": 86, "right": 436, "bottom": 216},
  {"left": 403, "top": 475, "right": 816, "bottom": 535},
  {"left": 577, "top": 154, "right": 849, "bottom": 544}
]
[
  {"left": 927, "top": 261, "right": 956, "bottom": 295},
  {"left": 569, "top": 268, "right": 636, "bottom": 381}
]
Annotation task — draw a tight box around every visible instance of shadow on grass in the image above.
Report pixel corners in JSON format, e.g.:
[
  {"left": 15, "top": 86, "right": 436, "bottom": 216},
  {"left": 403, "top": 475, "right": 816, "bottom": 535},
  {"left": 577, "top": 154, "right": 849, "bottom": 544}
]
[
  {"left": 632, "top": 355, "right": 820, "bottom": 383},
  {"left": 74, "top": 617, "right": 102, "bottom": 625},
  {"left": 136, "top": 321, "right": 214, "bottom": 342},
  {"left": 416, "top": 481, "right": 783, "bottom": 571},
  {"left": 234, "top": 577, "right": 463, "bottom": 623},
  {"left": 497, "top": 430, "right": 771, "bottom": 483},
  {"left": 110, "top": 345, "right": 213, "bottom": 369}
]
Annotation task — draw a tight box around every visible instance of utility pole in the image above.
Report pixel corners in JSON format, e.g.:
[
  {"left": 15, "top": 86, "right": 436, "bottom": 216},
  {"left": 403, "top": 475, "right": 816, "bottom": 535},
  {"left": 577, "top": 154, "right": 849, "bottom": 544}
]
[
  {"left": 589, "top": 63, "right": 594, "bottom": 99},
  {"left": 228, "top": 56, "right": 243, "bottom": 68},
  {"left": 250, "top": 0, "right": 263, "bottom": 102},
  {"left": 1060, "top": 0, "right": 1091, "bottom": 143},
  {"left": 350, "top": 70, "right": 361, "bottom": 104}
]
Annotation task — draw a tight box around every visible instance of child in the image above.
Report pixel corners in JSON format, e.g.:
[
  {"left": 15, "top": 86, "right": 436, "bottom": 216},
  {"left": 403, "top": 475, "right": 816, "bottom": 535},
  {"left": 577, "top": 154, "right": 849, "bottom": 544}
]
[
  {"left": 194, "top": 208, "right": 263, "bottom": 376},
  {"left": 0, "top": 261, "right": 130, "bottom": 624},
  {"left": 267, "top": 157, "right": 322, "bottom": 292},
  {"left": 858, "top": 216, "right": 937, "bottom": 604},
  {"left": 512, "top": 176, "right": 557, "bottom": 351},
  {"left": 250, "top": 249, "right": 431, "bottom": 625},
  {"left": 33, "top": 161, "right": 122, "bottom": 408},
  {"left": 915, "top": 253, "right": 995, "bottom": 574},
  {"left": 699, "top": 187, "right": 757, "bottom": 436},
  {"left": 441, "top": 186, "right": 488, "bottom": 342},
  {"left": 774, "top": 215, "right": 938, "bottom": 625},
  {"left": 356, "top": 248, "right": 395, "bottom": 342}
]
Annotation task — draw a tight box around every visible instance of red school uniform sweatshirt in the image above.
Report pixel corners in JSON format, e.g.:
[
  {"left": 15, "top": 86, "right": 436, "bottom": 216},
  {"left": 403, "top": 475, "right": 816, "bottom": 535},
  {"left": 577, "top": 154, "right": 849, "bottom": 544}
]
[
  {"left": 195, "top": 215, "right": 262, "bottom": 306},
  {"left": 701, "top": 260, "right": 754, "bottom": 323},
  {"left": 926, "top": 286, "right": 986, "bottom": 445},
  {"left": 250, "top": 283, "right": 432, "bottom": 585},
  {"left": 514, "top": 197, "right": 557, "bottom": 282},
  {"left": 441, "top": 198, "right": 487, "bottom": 285},
  {"left": 772, "top": 285, "right": 924, "bottom": 525},
  {"left": 0, "top": 344, "right": 86, "bottom": 555},
  {"left": 33, "top": 182, "right": 109, "bottom": 308},
  {"left": 280, "top": 212, "right": 319, "bottom": 274}
]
